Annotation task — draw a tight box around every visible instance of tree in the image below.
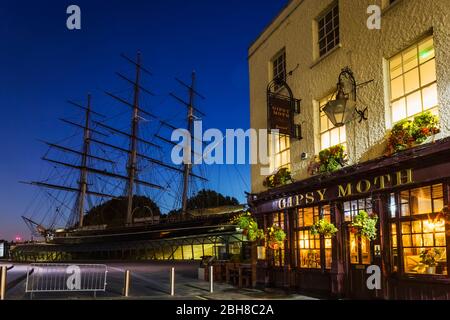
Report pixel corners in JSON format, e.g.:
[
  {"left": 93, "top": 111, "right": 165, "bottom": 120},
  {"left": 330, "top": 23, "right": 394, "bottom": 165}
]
[
  {"left": 83, "top": 195, "right": 161, "bottom": 227},
  {"left": 167, "top": 189, "right": 239, "bottom": 216}
]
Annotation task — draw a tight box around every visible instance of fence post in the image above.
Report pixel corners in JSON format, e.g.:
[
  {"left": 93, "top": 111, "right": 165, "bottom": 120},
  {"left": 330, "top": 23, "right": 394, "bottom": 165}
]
[
  {"left": 0, "top": 266, "right": 6, "bottom": 300},
  {"left": 123, "top": 270, "right": 131, "bottom": 297},
  {"left": 170, "top": 267, "right": 175, "bottom": 296},
  {"left": 209, "top": 265, "right": 214, "bottom": 293}
]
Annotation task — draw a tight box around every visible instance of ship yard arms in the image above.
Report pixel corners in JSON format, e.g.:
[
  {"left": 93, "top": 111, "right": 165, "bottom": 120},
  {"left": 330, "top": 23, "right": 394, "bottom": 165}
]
[{"left": 22, "top": 52, "right": 208, "bottom": 230}]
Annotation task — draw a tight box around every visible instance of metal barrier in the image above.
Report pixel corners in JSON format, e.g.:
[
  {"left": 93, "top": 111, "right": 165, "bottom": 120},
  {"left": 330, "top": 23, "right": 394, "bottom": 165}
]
[
  {"left": 123, "top": 270, "right": 130, "bottom": 297},
  {"left": 25, "top": 263, "right": 107, "bottom": 295},
  {"left": 170, "top": 267, "right": 175, "bottom": 296}
]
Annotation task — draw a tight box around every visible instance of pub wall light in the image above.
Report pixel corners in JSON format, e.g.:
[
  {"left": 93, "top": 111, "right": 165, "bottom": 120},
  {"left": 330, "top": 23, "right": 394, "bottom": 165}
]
[{"left": 322, "top": 67, "right": 373, "bottom": 128}]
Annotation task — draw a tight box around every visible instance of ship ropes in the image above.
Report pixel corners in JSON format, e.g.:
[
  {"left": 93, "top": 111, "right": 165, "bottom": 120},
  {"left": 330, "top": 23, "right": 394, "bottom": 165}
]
[{"left": 12, "top": 52, "right": 248, "bottom": 262}]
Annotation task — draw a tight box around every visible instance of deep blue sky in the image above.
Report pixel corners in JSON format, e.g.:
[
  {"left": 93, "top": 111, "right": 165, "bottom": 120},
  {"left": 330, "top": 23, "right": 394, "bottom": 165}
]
[{"left": 0, "top": 0, "right": 287, "bottom": 240}]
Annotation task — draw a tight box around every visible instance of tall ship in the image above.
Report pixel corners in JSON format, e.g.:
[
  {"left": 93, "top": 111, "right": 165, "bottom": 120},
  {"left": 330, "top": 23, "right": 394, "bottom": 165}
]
[{"left": 11, "top": 53, "right": 246, "bottom": 262}]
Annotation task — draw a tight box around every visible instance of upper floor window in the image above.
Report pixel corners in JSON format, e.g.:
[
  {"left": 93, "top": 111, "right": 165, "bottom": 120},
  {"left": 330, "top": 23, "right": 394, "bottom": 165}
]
[
  {"left": 389, "top": 35, "right": 438, "bottom": 124},
  {"left": 271, "top": 50, "right": 286, "bottom": 92},
  {"left": 272, "top": 50, "right": 286, "bottom": 82},
  {"left": 269, "top": 133, "right": 291, "bottom": 173},
  {"left": 319, "top": 95, "right": 346, "bottom": 151},
  {"left": 318, "top": 3, "right": 340, "bottom": 57}
]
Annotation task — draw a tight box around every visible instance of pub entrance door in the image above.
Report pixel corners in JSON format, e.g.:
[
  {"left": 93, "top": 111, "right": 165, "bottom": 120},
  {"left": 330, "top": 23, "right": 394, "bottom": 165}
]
[{"left": 346, "top": 227, "right": 381, "bottom": 299}]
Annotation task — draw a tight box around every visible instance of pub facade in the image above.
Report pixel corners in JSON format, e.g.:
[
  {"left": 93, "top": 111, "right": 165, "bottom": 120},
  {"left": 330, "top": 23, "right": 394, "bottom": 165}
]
[{"left": 248, "top": 0, "right": 450, "bottom": 299}]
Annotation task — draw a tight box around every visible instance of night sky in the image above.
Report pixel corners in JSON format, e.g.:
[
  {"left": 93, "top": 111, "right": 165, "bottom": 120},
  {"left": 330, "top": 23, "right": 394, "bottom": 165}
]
[{"left": 0, "top": 0, "right": 287, "bottom": 241}]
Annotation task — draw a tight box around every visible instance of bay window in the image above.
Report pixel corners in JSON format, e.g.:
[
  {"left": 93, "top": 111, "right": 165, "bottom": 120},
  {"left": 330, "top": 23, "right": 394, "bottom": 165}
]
[{"left": 390, "top": 184, "right": 448, "bottom": 276}]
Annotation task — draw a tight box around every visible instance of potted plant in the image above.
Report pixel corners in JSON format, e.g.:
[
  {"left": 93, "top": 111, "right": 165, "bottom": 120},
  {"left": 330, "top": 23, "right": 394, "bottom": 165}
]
[
  {"left": 263, "top": 168, "right": 293, "bottom": 188},
  {"left": 350, "top": 210, "right": 379, "bottom": 241},
  {"left": 309, "top": 145, "right": 348, "bottom": 175},
  {"left": 266, "top": 225, "right": 286, "bottom": 250},
  {"left": 232, "top": 212, "right": 265, "bottom": 242},
  {"left": 420, "top": 248, "right": 443, "bottom": 274},
  {"left": 386, "top": 111, "right": 440, "bottom": 155},
  {"left": 311, "top": 219, "right": 338, "bottom": 237}
]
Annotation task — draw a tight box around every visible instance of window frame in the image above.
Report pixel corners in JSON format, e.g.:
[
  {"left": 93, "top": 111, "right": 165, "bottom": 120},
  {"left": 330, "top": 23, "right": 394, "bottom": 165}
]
[
  {"left": 269, "top": 133, "right": 291, "bottom": 173},
  {"left": 317, "top": 2, "right": 340, "bottom": 58},
  {"left": 388, "top": 182, "right": 449, "bottom": 278},
  {"left": 388, "top": 35, "right": 439, "bottom": 125},
  {"left": 294, "top": 205, "right": 333, "bottom": 271}
]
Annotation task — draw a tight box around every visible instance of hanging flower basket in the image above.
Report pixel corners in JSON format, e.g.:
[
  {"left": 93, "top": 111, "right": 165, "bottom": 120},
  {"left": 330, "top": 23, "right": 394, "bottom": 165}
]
[
  {"left": 266, "top": 225, "right": 286, "bottom": 250},
  {"left": 268, "top": 241, "right": 280, "bottom": 250},
  {"left": 231, "top": 211, "right": 265, "bottom": 242},
  {"left": 350, "top": 210, "right": 379, "bottom": 241},
  {"left": 311, "top": 219, "right": 338, "bottom": 237}
]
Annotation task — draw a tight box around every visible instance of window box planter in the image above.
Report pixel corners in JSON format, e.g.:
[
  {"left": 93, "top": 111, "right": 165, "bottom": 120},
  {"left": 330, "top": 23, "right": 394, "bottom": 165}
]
[
  {"left": 309, "top": 144, "right": 348, "bottom": 175},
  {"left": 263, "top": 168, "right": 293, "bottom": 189},
  {"left": 386, "top": 112, "right": 440, "bottom": 155}
]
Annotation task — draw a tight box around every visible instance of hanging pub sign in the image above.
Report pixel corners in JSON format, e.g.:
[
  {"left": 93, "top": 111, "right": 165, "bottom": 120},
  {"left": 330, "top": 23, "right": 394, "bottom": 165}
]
[{"left": 267, "top": 78, "right": 301, "bottom": 139}]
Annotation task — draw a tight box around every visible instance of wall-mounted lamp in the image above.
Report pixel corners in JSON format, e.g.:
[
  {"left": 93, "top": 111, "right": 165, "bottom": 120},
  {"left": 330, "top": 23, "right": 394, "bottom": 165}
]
[{"left": 322, "top": 67, "right": 371, "bottom": 128}]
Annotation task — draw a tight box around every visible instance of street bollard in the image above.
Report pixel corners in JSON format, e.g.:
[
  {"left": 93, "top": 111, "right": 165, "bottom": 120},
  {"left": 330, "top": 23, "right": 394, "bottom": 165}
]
[
  {"left": 0, "top": 266, "right": 7, "bottom": 300},
  {"left": 170, "top": 267, "right": 175, "bottom": 296},
  {"left": 123, "top": 270, "right": 131, "bottom": 297},
  {"left": 209, "top": 265, "right": 214, "bottom": 293}
]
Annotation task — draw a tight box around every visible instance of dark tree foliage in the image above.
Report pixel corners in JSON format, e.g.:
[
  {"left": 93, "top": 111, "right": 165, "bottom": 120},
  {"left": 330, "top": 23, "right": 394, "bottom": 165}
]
[
  {"left": 83, "top": 195, "right": 161, "bottom": 227},
  {"left": 167, "top": 189, "right": 239, "bottom": 216}
]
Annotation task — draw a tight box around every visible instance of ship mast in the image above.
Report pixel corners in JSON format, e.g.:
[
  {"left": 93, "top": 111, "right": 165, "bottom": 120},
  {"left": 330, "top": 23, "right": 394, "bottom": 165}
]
[
  {"left": 169, "top": 72, "right": 206, "bottom": 220},
  {"left": 77, "top": 93, "right": 92, "bottom": 228},
  {"left": 181, "top": 72, "right": 195, "bottom": 219},
  {"left": 126, "top": 52, "right": 142, "bottom": 225}
]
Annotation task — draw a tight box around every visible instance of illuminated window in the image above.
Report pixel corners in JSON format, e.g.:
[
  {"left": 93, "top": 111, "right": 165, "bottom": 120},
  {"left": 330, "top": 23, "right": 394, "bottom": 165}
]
[
  {"left": 319, "top": 95, "right": 346, "bottom": 151},
  {"left": 317, "top": 3, "right": 340, "bottom": 57},
  {"left": 389, "top": 36, "right": 439, "bottom": 124},
  {"left": 271, "top": 212, "right": 286, "bottom": 267},
  {"left": 296, "top": 206, "right": 332, "bottom": 269},
  {"left": 344, "top": 198, "right": 373, "bottom": 265},
  {"left": 269, "top": 133, "right": 291, "bottom": 173},
  {"left": 391, "top": 184, "right": 447, "bottom": 276}
]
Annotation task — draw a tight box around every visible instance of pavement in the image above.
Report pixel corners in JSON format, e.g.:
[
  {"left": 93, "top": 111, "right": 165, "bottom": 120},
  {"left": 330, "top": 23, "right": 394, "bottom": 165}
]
[{"left": 1, "top": 261, "right": 318, "bottom": 300}]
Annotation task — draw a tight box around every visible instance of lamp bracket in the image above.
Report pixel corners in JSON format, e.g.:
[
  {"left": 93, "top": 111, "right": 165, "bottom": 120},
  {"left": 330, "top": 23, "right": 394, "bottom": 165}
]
[{"left": 355, "top": 107, "right": 368, "bottom": 123}]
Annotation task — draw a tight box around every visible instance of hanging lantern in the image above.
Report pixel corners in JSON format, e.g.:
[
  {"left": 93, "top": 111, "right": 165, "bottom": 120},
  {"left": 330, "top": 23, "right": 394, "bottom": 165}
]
[{"left": 322, "top": 67, "right": 368, "bottom": 127}]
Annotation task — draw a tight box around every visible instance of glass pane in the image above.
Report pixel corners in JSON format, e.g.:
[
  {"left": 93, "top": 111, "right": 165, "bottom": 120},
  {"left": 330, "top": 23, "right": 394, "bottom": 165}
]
[
  {"left": 433, "top": 199, "right": 444, "bottom": 213},
  {"left": 402, "top": 222, "right": 411, "bottom": 234},
  {"left": 412, "top": 234, "right": 423, "bottom": 247},
  {"left": 330, "top": 127, "right": 340, "bottom": 146},
  {"left": 435, "top": 233, "right": 446, "bottom": 246},
  {"left": 350, "top": 232, "right": 359, "bottom": 264},
  {"left": 404, "top": 68, "right": 420, "bottom": 94},
  {"left": 402, "top": 235, "right": 412, "bottom": 247},
  {"left": 412, "top": 220, "right": 422, "bottom": 233},
  {"left": 403, "top": 47, "right": 418, "bottom": 72},
  {"left": 361, "top": 237, "right": 371, "bottom": 264},
  {"left": 422, "top": 83, "right": 438, "bottom": 110},
  {"left": 321, "top": 132, "right": 330, "bottom": 150},
  {"left": 406, "top": 91, "right": 422, "bottom": 117},
  {"left": 401, "top": 203, "right": 410, "bottom": 217},
  {"left": 339, "top": 126, "right": 346, "bottom": 143},
  {"left": 423, "top": 233, "right": 434, "bottom": 247},
  {"left": 410, "top": 187, "right": 432, "bottom": 215},
  {"left": 320, "top": 115, "right": 328, "bottom": 132},
  {"left": 390, "top": 54, "right": 403, "bottom": 79},
  {"left": 420, "top": 59, "right": 436, "bottom": 86},
  {"left": 392, "top": 98, "right": 407, "bottom": 123},
  {"left": 391, "top": 76, "right": 404, "bottom": 100},
  {"left": 303, "top": 208, "right": 314, "bottom": 226},
  {"left": 298, "top": 210, "right": 304, "bottom": 227},
  {"left": 419, "top": 37, "right": 435, "bottom": 63}
]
